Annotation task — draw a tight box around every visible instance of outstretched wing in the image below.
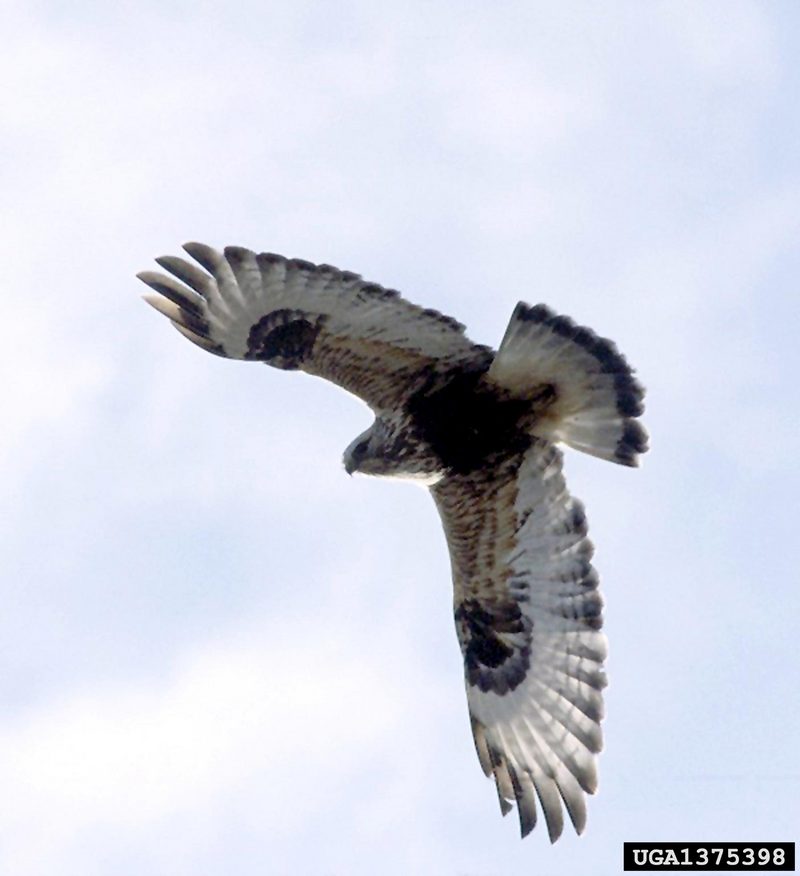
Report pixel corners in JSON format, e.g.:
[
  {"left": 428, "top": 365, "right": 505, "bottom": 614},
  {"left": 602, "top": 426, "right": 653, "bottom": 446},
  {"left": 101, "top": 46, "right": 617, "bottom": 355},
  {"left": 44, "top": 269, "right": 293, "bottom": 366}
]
[
  {"left": 139, "top": 243, "right": 489, "bottom": 410},
  {"left": 431, "top": 439, "right": 606, "bottom": 842}
]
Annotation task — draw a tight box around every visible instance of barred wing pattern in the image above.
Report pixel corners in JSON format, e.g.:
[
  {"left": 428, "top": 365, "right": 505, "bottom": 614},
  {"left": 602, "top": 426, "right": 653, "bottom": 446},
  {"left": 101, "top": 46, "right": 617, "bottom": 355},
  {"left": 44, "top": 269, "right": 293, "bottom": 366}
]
[
  {"left": 139, "top": 243, "right": 489, "bottom": 411},
  {"left": 431, "top": 440, "right": 606, "bottom": 841},
  {"left": 139, "top": 241, "right": 645, "bottom": 842}
]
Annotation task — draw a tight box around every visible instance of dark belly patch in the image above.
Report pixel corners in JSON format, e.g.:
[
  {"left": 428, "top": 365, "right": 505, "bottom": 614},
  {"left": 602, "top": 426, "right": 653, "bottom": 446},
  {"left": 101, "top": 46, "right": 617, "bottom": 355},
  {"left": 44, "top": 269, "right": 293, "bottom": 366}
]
[{"left": 407, "top": 367, "right": 532, "bottom": 474}]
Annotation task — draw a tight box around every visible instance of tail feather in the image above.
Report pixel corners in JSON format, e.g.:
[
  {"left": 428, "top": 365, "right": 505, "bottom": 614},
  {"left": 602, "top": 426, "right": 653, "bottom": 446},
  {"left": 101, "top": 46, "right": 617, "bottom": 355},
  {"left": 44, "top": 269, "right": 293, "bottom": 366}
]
[{"left": 488, "top": 303, "right": 648, "bottom": 466}]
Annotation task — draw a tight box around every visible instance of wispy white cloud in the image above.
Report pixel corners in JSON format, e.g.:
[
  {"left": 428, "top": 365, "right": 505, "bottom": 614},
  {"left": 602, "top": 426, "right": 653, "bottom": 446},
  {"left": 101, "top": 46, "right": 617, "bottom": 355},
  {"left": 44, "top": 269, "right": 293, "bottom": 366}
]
[
  {"left": 0, "top": 304, "right": 108, "bottom": 481},
  {"left": 0, "top": 615, "right": 416, "bottom": 874},
  {"left": 657, "top": 0, "right": 777, "bottom": 86}
]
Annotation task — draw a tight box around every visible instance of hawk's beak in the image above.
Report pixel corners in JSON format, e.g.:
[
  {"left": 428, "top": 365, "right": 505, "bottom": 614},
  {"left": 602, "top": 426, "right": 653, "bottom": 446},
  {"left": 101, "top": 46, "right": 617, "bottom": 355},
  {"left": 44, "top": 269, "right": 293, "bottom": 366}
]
[
  {"left": 344, "top": 453, "right": 357, "bottom": 476},
  {"left": 343, "top": 433, "right": 370, "bottom": 476}
]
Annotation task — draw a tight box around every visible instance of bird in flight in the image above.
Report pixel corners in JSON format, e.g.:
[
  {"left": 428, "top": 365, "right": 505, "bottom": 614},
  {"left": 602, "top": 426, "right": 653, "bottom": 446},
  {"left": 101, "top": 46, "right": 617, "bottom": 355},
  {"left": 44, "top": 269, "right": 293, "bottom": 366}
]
[{"left": 139, "top": 243, "right": 647, "bottom": 842}]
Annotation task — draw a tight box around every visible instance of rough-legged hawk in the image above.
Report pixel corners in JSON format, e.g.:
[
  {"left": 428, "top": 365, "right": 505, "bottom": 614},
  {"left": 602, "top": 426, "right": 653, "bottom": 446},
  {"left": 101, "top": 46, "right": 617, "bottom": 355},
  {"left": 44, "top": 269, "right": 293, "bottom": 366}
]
[{"left": 139, "top": 243, "right": 648, "bottom": 842}]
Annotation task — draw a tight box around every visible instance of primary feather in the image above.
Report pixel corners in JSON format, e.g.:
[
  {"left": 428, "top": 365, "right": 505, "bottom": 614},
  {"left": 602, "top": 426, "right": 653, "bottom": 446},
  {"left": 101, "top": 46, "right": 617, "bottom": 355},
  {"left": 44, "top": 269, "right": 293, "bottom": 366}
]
[
  {"left": 141, "top": 244, "right": 489, "bottom": 410},
  {"left": 139, "top": 243, "right": 648, "bottom": 841}
]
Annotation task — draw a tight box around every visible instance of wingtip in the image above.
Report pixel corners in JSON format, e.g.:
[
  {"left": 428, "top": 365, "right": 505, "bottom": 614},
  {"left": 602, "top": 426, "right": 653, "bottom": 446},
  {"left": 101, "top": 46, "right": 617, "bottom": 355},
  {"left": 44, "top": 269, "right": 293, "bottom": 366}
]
[
  {"left": 182, "top": 240, "right": 214, "bottom": 254},
  {"left": 545, "top": 808, "right": 565, "bottom": 844},
  {"left": 141, "top": 291, "right": 177, "bottom": 319},
  {"left": 182, "top": 241, "right": 221, "bottom": 267}
]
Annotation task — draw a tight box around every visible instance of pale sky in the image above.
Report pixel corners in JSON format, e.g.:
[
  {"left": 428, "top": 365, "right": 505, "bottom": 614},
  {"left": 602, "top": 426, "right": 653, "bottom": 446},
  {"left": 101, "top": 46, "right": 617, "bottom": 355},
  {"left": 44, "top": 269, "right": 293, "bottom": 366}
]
[{"left": 2, "top": 1, "right": 799, "bottom": 874}]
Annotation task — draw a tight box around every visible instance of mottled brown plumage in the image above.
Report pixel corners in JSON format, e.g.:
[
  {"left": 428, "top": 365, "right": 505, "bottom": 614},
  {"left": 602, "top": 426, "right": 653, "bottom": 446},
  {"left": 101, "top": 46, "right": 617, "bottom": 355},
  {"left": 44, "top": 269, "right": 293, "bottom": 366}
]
[{"left": 139, "top": 243, "right": 647, "bottom": 842}]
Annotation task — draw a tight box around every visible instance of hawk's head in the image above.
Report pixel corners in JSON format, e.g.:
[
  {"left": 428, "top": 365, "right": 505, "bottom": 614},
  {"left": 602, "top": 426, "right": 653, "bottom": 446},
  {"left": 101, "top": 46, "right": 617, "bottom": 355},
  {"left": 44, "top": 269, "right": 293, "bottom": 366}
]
[{"left": 343, "top": 416, "right": 444, "bottom": 484}]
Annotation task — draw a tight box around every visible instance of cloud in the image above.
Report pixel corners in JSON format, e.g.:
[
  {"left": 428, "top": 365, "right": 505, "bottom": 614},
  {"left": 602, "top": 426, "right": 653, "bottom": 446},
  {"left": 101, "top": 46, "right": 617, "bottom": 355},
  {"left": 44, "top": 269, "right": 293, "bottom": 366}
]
[
  {"left": 657, "top": 0, "right": 777, "bottom": 86},
  {"left": 0, "top": 615, "right": 412, "bottom": 874},
  {"left": 0, "top": 300, "right": 110, "bottom": 486}
]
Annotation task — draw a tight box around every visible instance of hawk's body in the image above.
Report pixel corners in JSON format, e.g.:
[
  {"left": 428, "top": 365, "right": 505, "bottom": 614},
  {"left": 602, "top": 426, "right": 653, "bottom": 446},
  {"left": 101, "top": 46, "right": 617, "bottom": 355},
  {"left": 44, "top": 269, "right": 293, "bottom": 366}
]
[{"left": 140, "top": 244, "right": 647, "bottom": 842}]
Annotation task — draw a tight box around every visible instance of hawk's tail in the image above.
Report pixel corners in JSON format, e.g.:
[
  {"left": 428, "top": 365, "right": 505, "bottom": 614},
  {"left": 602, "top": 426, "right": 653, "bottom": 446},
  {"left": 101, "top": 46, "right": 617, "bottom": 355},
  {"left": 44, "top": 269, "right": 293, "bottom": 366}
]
[{"left": 487, "top": 303, "right": 648, "bottom": 466}]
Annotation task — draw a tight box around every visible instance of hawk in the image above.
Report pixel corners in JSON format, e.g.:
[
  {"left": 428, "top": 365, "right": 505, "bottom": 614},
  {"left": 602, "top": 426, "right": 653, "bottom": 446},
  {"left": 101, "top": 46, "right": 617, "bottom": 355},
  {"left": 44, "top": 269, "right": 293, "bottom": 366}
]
[{"left": 139, "top": 243, "right": 648, "bottom": 841}]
